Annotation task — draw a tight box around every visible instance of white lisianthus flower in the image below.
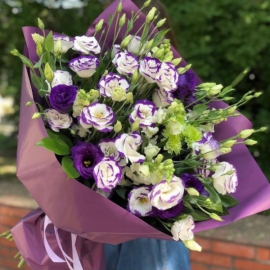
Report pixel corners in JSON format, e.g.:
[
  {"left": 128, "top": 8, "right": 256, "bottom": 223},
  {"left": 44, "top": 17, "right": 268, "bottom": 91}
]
[
  {"left": 212, "top": 162, "right": 238, "bottom": 195},
  {"left": 79, "top": 102, "right": 115, "bottom": 132},
  {"left": 53, "top": 34, "right": 74, "bottom": 54},
  {"left": 44, "top": 109, "right": 72, "bottom": 132},
  {"left": 142, "top": 126, "right": 159, "bottom": 139},
  {"left": 153, "top": 108, "right": 167, "bottom": 124},
  {"left": 73, "top": 35, "right": 101, "bottom": 54},
  {"left": 46, "top": 71, "right": 73, "bottom": 92},
  {"left": 112, "top": 51, "right": 139, "bottom": 76},
  {"left": 156, "top": 62, "right": 179, "bottom": 91},
  {"left": 93, "top": 158, "right": 122, "bottom": 192},
  {"left": 127, "top": 186, "right": 153, "bottom": 216},
  {"left": 171, "top": 215, "right": 195, "bottom": 241},
  {"left": 115, "top": 132, "right": 145, "bottom": 163},
  {"left": 98, "top": 73, "right": 129, "bottom": 98},
  {"left": 149, "top": 176, "right": 185, "bottom": 210},
  {"left": 98, "top": 138, "right": 126, "bottom": 166},
  {"left": 144, "top": 143, "right": 160, "bottom": 160},
  {"left": 69, "top": 56, "right": 100, "bottom": 78},
  {"left": 111, "top": 44, "right": 121, "bottom": 59},
  {"left": 152, "top": 88, "right": 174, "bottom": 108},
  {"left": 167, "top": 118, "right": 185, "bottom": 135},
  {"left": 129, "top": 100, "right": 157, "bottom": 127},
  {"left": 127, "top": 36, "right": 146, "bottom": 55},
  {"left": 139, "top": 57, "right": 162, "bottom": 83},
  {"left": 192, "top": 132, "right": 221, "bottom": 160}
]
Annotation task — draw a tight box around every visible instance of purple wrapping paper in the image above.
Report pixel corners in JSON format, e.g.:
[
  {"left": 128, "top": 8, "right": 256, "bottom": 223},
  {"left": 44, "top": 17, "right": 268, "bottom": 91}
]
[{"left": 11, "top": 0, "right": 270, "bottom": 269}]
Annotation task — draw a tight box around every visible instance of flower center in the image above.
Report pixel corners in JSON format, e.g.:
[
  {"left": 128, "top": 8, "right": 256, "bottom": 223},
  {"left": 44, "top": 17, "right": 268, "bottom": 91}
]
[
  {"left": 83, "top": 160, "right": 91, "bottom": 167},
  {"left": 139, "top": 197, "right": 148, "bottom": 203},
  {"left": 95, "top": 112, "right": 104, "bottom": 118}
]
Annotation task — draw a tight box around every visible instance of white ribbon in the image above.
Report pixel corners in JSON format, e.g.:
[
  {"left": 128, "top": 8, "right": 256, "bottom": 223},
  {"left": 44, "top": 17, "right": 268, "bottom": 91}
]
[{"left": 44, "top": 215, "right": 83, "bottom": 270}]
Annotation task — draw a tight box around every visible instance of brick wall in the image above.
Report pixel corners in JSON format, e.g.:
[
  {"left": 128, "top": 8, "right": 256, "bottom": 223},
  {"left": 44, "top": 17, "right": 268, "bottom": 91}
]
[{"left": 1, "top": 203, "right": 270, "bottom": 270}]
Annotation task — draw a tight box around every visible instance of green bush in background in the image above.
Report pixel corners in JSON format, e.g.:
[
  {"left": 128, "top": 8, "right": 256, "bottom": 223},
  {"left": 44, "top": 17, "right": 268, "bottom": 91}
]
[{"left": 0, "top": 0, "right": 269, "bottom": 179}]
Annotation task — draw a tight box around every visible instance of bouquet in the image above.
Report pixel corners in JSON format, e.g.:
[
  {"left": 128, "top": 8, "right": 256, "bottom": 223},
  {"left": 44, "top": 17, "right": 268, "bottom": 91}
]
[{"left": 5, "top": 0, "right": 270, "bottom": 269}]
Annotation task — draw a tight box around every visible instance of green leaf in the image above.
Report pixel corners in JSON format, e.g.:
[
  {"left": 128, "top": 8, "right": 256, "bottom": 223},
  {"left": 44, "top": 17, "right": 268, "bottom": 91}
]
[
  {"left": 203, "top": 183, "right": 223, "bottom": 212},
  {"left": 127, "top": 19, "right": 134, "bottom": 32},
  {"left": 30, "top": 72, "right": 43, "bottom": 89},
  {"left": 193, "top": 104, "right": 208, "bottom": 115},
  {"left": 183, "top": 200, "right": 193, "bottom": 210},
  {"left": 62, "top": 156, "right": 80, "bottom": 179},
  {"left": 36, "top": 137, "right": 70, "bottom": 155},
  {"left": 44, "top": 31, "right": 54, "bottom": 52},
  {"left": 189, "top": 209, "right": 209, "bottom": 222},
  {"left": 220, "top": 194, "right": 239, "bottom": 208},
  {"left": 114, "top": 187, "right": 127, "bottom": 199},
  {"left": 152, "top": 29, "right": 170, "bottom": 47},
  {"left": 46, "top": 129, "right": 73, "bottom": 148},
  {"left": 219, "top": 85, "right": 235, "bottom": 97},
  {"left": 33, "top": 52, "right": 48, "bottom": 68}
]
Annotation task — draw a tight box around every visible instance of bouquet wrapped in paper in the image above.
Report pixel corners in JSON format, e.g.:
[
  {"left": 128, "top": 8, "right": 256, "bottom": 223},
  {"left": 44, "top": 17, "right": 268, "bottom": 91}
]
[{"left": 9, "top": 0, "right": 270, "bottom": 269}]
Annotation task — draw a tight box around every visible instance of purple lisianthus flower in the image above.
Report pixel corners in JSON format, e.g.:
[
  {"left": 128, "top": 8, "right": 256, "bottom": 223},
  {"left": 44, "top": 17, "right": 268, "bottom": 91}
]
[
  {"left": 129, "top": 100, "right": 157, "bottom": 127},
  {"left": 49, "top": 84, "right": 77, "bottom": 113},
  {"left": 192, "top": 132, "right": 221, "bottom": 160},
  {"left": 44, "top": 109, "right": 72, "bottom": 132},
  {"left": 93, "top": 158, "right": 122, "bottom": 192},
  {"left": 71, "top": 141, "right": 103, "bottom": 179},
  {"left": 79, "top": 102, "right": 115, "bottom": 132},
  {"left": 156, "top": 62, "right": 179, "bottom": 92},
  {"left": 139, "top": 56, "right": 162, "bottom": 83},
  {"left": 174, "top": 70, "right": 196, "bottom": 100},
  {"left": 181, "top": 173, "right": 209, "bottom": 197},
  {"left": 127, "top": 186, "right": 153, "bottom": 217},
  {"left": 152, "top": 202, "right": 184, "bottom": 219},
  {"left": 98, "top": 73, "right": 129, "bottom": 98},
  {"left": 112, "top": 51, "right": 139, "bottom": 76},
  {"left": 69, "top": 56, "right": 100, "bottom": 78},
  {"left": 149, "top": 176, "right": 185, "bottom": 210}
]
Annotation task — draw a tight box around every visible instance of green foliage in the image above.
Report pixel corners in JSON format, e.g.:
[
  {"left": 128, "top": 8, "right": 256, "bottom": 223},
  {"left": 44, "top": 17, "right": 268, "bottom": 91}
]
[
  {"left": 162, "top": 0, "right": 270, "bottom": 180},
  {"left": 61, "top": 156, "right": 80, "bottom": 179}
]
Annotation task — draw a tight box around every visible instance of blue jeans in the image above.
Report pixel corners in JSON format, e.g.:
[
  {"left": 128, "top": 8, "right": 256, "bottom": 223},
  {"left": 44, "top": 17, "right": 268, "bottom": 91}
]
[{"left": 104, "top": 239, "right": 190, "bottom": 270}]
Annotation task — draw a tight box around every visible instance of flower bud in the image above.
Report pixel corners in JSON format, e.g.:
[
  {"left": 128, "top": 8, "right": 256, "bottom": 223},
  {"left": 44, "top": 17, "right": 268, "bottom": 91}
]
[
  {"left": 126, "top": 92, "right": 134, "bottom": 103},
  {"left": 102, "top": 70, "right": 109, "bottom": 77},
  {"left": 153, "top": 48, "right": 165, "bottom": 59},
  {"left": 186, "top": 188, "right": 200, "bottom": 197},
  {"left": 146, "top": 7, "right": 157, "bottom": 23},
  {"left": 156, "top": 18, "right": 166, "bottom": 28},
  {"left": 208, "top": 84, "right": 223, "bottom": 96},
  {"left": 114, "top": 121, "right": 122, "bottom": 133},
  {"left": 171, "top": 57, "right": 182, "bottom": 66},
  {"left": 32, "top": 112, "right": 42, "bottom": 119},
  {"left": 259, "top": 127, "right": 267, "bottom": 132},
  {"left": 131, "top": 119, "right": 140, "bottom": 131},
  {"left": 95, "top": 19, "right": 104, "bottom": 33},
  {"left": 245, "top": 95, "right": 253, "bottom": 101},
  {"left": 238, "top": 129, "right": 254, "bottom": 139},
  {"left": 143, "top": 0, "right": 151, "bottom": 8},
  {"left": 254, "top": 92, "right": 263, "bottom": 98},
  {"left": 155, "top": 154, "right": 164, "bottom": 163},
  {"left": 227, "top": 105, "right": 237, "bottom": 115},
  {"left": 244, "top": 139, "right": 257, "bottom": 146},
  {"left": 112, "top": 87, "right": 126, "bottom": 102},
  {"left": 197, "top": 82, "right": 216, "bottom": 90},
  {"left": 220, "top": 147, "right": 232, "bottom": 154},
  {"left": 89, "top": 89, "right": 100, "bottom": 100},
  {"left": 44, "top": 63, "right": 54, "bottom": 83},
  {"left": 210, "top": 213, "right": 223, "bottom": 221},
  {"left": 36, "top": 42, "right": 43, "bottom": 57},
  {"left": 223, "top": 97, "right": 235, "bottom": 101},
  {"left": 53, "top": 39, "right": 62, "bottom": 57},
  {"left": 178, "top": 64, "right": 192, "bottom": 74},
  {"left": 183, "top": 240, "right": 202, "bottom": 252},
  {"left": 132, "top": 69, "right": 140, "bottom": 83},
  {"left": 145, "top": 39, "right": 154, "bottom": 51},
  {"left": 119, "top": 14, "right": 126, "bottom": 27},
  {"left": 117, "top": 1, "right": 122, "bottom": 13},
  {"left": 222, "top": 139, "right": 237, "bottom": 148},
  {"left": 32, "top": 33, "right": 44, "bottom": 44},
  {"left": 121, "top": 35, "right": 132, "bottom": 49},
  {"left": 25, "top": 101, "right": 33, "bottom": 106},
  {"left": 37, "top": 18, "right": 44, "bottom": 30},
  {"left": 163, "top": 51, "right": 173, "bottom": 62},
  {"left": 10, "top": 49, "right": 20, "bottom": 56}
]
